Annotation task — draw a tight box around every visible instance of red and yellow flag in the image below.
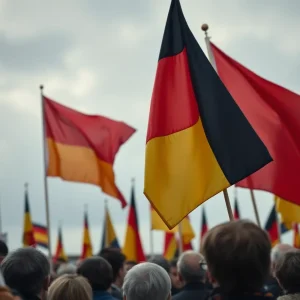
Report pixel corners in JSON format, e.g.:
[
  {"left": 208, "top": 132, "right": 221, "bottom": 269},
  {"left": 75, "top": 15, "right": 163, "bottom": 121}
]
[
  {"left": 144, "top": 0, "right": 271, "bottom": 229},
  {"left": 23, "top": 184, "right": 36, "bottom": 247},
  {"left": 44, "top": 96, "right": 136, "bottom": 208},
  {"left": 123, "top": 181, "right": 145, "bottom": 262},
  {"left": 54, "top": 226, "right": 68, "bottom": 262},
  {"left": 163, "top": 232, "right": 178, "bottom": 260},
  {"left": 293, "top": 223, "right": 300, "bottom": 249},
  {"left": 80, "top": 210, "right": 93, "bottom": 259}
]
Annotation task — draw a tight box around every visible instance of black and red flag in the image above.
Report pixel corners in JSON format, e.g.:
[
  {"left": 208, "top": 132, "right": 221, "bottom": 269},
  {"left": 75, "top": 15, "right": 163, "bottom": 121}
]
[
  {"left": 144, "top": 0, "right": 272, "bottom": 229},
  {"left": 264, "top": 205, "right": 279, "bottom": 246}
]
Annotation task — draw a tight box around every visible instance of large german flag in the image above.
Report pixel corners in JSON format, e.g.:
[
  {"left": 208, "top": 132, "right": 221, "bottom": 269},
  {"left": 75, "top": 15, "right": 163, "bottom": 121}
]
[
  {"left": 80, "top": 210, "right": 93, "bottom": 259},
  {"left": 122, "top": 181, "right": 145, "bottom": 262},
  {"left": 54, "top": 226, "right": 68, "bottom": 262},
  {"left": 44, "top": 96, "right": 136, "bottom": 208},
  {"left": 144, "top": 0, "right": 272, "bottom": 228},
  {"left": 23, "top": 184, "right": 36, "bottom": 247}
]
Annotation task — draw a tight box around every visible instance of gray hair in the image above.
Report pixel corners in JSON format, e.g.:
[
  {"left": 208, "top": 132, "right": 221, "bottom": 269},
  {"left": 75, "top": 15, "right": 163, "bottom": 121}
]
[
  {"left": 177, "top": 250, "right": 206, "bottom": 283},
  {"left": 123, "top": 262, "right": 171, "bottom": 300},
  {"left": 271, "top": 244, "right": 294, "bottom": 266},
  {"left": 57, "top": 263, "right": 77, "bottom": 276},
  {"left": 1, "top": 247, "right": 50, "bottom": 296}
]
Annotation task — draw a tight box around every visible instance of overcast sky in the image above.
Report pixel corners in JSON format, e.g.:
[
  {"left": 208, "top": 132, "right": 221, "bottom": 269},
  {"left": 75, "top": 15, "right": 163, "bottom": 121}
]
[{"left": 0, "top": 0, "right": 299, "bottom": 256}]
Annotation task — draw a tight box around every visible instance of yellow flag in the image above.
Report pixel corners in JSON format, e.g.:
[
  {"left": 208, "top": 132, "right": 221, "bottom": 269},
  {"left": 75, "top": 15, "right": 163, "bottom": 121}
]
[{"left": 275, "top": 196, "right": 300, "bottom": 225}]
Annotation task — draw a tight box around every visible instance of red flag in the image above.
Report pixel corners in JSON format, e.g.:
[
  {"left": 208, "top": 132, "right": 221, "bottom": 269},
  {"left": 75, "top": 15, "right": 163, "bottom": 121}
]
[
  {"left": 211, "top": 43, "right": 300, "bottom": 205},
  {"left": 44, "top": 96, "right": 136, "bottom": 208}
]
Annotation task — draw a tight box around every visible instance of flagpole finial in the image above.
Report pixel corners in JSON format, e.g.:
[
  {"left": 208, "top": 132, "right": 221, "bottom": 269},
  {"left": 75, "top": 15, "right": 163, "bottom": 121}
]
[
  {"left": 131, "top": 178, "right": 135, "bottom": 184},
  {"left": 24, "top": 182, "right": 29, "bottom": 190},
  {"left": 201, "top": 24, "right": 209, "bottom": 36},
  {"left": 39, "top": 85, "right": 44, "bottom": 91}
]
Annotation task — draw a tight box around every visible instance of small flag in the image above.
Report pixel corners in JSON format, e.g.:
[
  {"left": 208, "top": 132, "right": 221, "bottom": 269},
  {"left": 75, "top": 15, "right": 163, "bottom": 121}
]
[
  {"left": 200, "top": 207, "right": 208, "bottom": 249},
  {"left": 33, "top": 223, "right": 48, "bottom": 249},
  {"left": 44, "top": 96, "right": 136, "bottom": 208},
  {"left": 210, "top": 43, "right": 300, "bottom": 206},
  {"left": 54, "top": 226, "right": 68, "bottom": 262},
  {"left": 275, "top": 196, "right": 300, "bottom": 225},
  {"left": 101, "top": 204, "right": 120, "bottom": 249},
  {"left": 293, "top": 224, "right": 300, "bottom": 249},
  {"left": 144, "top": 0, "right": 272, "bottom": 229},
  {"left": 123, "top": 181, "right": 145, "bottom": 262},
  {"left": 264, "top": 205, "right": 279, "bottom": 246},
  {"left": 234, "top": 197, "right": 240, "bottom": 220},
  {"left": 80, "top": 210, "right": 93, "bottom": 259},
  {"left": 163, "top": 232, "right": 178, "bottom": 260},
  {"left": 23, "top": 184, "right": 35, "bottom": 247}
]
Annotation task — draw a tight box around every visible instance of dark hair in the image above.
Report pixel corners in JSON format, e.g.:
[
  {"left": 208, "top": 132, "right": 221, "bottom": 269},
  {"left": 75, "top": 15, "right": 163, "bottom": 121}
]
[
  {"left": 203, "top": 220, "right": 271, "bottom": 294},
  {"left": 77, "top": 257, "right": 113, "bottom": 291},
  {"left": 99, "top": 248, "right": 126, "bottom": 282},
  {"left": 0, "top": 241, "right": 8, "bottom": 257},
  {"left": 170, "top": 259, "right": 178, "bottom": 268},
  {"left": 148, "top": 255, "right": 170, "bottom": 273},
  {"left": 1, "top": 247, "right": 50, "bottom": 297},
  {"left": 275, "top": 250, "right": 300, "bottom": 293}
]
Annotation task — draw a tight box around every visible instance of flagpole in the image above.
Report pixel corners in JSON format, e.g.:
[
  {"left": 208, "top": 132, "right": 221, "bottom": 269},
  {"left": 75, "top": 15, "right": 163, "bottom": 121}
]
[
  {"left": 0, "top": 194, "right": 3, "bottom": 234},
  {"left": 104, "top": 199, "right": 109, "bottom": 248},
  {"left": 39, "top": 85, "right": 53, "bottom": 270},
  {"left": 149, "top": 207, "right": 154, "bottom": 257},
  {"left": 201, "top": 24, "right": 234, "bottom": 221},
  {"left": 249, "top": 190, "right": 261, "bottom": 227},
  {"left": 178, "top": 222, "right": 183, "bottom": 255}
]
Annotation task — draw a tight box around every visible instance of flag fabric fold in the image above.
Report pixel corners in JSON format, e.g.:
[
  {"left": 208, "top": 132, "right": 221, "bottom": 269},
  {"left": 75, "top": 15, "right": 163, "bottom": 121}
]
[
  {"left": 23, "top": 185, "right": 36, "bottom": 247},
  {"left": 101, "top": 204, "right": 120, "bottom": 249},
  {"left": 44, "top": 96, "right": 136, "bottom": 208},
  {"left": 80, "top": 210, "right": 93, "bottom": 259},
  {"left": 123, "top": 182, "right": 145, "bottom": 262},
  {"left": 210, "top": 43, "right": 300, "bottom": 206},
  {"left": 54, "top": 226, "right": 68, "bottom": 262},
  {"left": 144, "top": 0, "right": 272, "bottom": 228},
  {"left": 33, "top": 223, "right": 48, "bottom": 249}
]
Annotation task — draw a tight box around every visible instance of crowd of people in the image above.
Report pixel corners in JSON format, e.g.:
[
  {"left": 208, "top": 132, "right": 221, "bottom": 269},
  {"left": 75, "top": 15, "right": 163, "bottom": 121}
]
[{"left": 0, "top": 220, "right": 298, "bottom": 300}]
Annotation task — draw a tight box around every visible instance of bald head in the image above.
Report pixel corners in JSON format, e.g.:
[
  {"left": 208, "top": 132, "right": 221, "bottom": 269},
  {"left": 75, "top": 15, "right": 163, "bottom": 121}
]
[{"left": 177, "top": 251, "right": 206, "bottom": 283}]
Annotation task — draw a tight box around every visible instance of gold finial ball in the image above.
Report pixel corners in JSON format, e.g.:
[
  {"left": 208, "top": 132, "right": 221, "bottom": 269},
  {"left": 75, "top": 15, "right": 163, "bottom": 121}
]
[{"left": 201, "top": 23, "right": 209, "bottom": 32}]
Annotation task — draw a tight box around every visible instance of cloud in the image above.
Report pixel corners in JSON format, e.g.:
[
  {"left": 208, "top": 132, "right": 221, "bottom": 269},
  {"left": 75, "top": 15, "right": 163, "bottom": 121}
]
[{"left": 0, "top": 0, "right": 298, "bottom": 254}]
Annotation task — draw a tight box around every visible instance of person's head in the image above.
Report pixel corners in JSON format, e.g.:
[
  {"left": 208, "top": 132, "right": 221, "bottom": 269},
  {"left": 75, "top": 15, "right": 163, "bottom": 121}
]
[
  {"left": 1, "top": 247, "right": 50, "bottom": 299},
  {"left": 177, "top": 251, "right": 206, "bottom": 285},
  {"left": 203, "top": 220, "right": 271, "bottom": 294},
  {"left": 148, "top": 255, "right": 170, "bottom": 274},
  {"left": 56, "top": 263, "right": 77, "bottom": 277},
  {"left": 275, "top": 249, "right": 300, "bottom": 293},
  {"left": 48, "top": 274, "right": 92, "bottom": 300},
  {"left": 125, "top": 261, "right": 137, "bottom": 272},
  {"left": 169, "top": 259, "right": 182, "bottom": 290},
  {"left": 0, "top": 241, "right": 8, "bottom": 263},
  {"left": 123, "top": 262, "right": 171, "bottom": 300},
  {"left": 77, "top": 257, "right": 113, "bottom": 291},
  {"left": 271, "top": 244, "right": 294, "bottom": 275},
  {"left": 99, "top": 248, "right": 126, "bottom": 286}
]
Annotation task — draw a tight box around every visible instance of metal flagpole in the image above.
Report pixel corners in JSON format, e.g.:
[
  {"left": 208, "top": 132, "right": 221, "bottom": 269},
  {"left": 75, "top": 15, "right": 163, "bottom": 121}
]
[
  {"left": 39, "top": 85, "right": 53, "bottom": 270},
  {"left": 201, "top": 24, "right": 234, "bottom": 221},
  {"left": 104, "top": 199, "right": 109, "bottom": 248}
]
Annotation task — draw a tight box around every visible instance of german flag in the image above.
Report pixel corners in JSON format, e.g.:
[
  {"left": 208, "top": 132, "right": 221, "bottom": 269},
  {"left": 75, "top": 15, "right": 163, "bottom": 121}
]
[
  {"left": 80, "top": 210, "right": 93, "bottom": 259},
  {"left": 101, "top": 203, "right": 120, "bottom": 249},
  {"left": 144, "top": 0, "right": 272, "bottom": 228},
  {"left": 199, "top": 207, "right": 208, "bottom": 250},
  {"left": 23, "top": 184, "right": 36, "bottom": 247},
  {"left": 123, "top": 181, "right": 145, "bottom": 262},
  {"left": 264, "top": 205, "right": 278, "bottom": 247},
  {"left": 44, "top": 96, "right": 136, "bottom": 208},
  {"left": 163, "top": 232, "right": 178, "bottom": 260},
  {"left": 293, "top": 223, "right": 300, "bottom": 249},
  {"left": 234, "top": 197, "right": 240, "bottom": 220},
  {"left": 54, "top": 226, "right": 68, "bottom": 262},
  {"left": 33, "top": 223, "right": 48, "bottom": 249}
]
